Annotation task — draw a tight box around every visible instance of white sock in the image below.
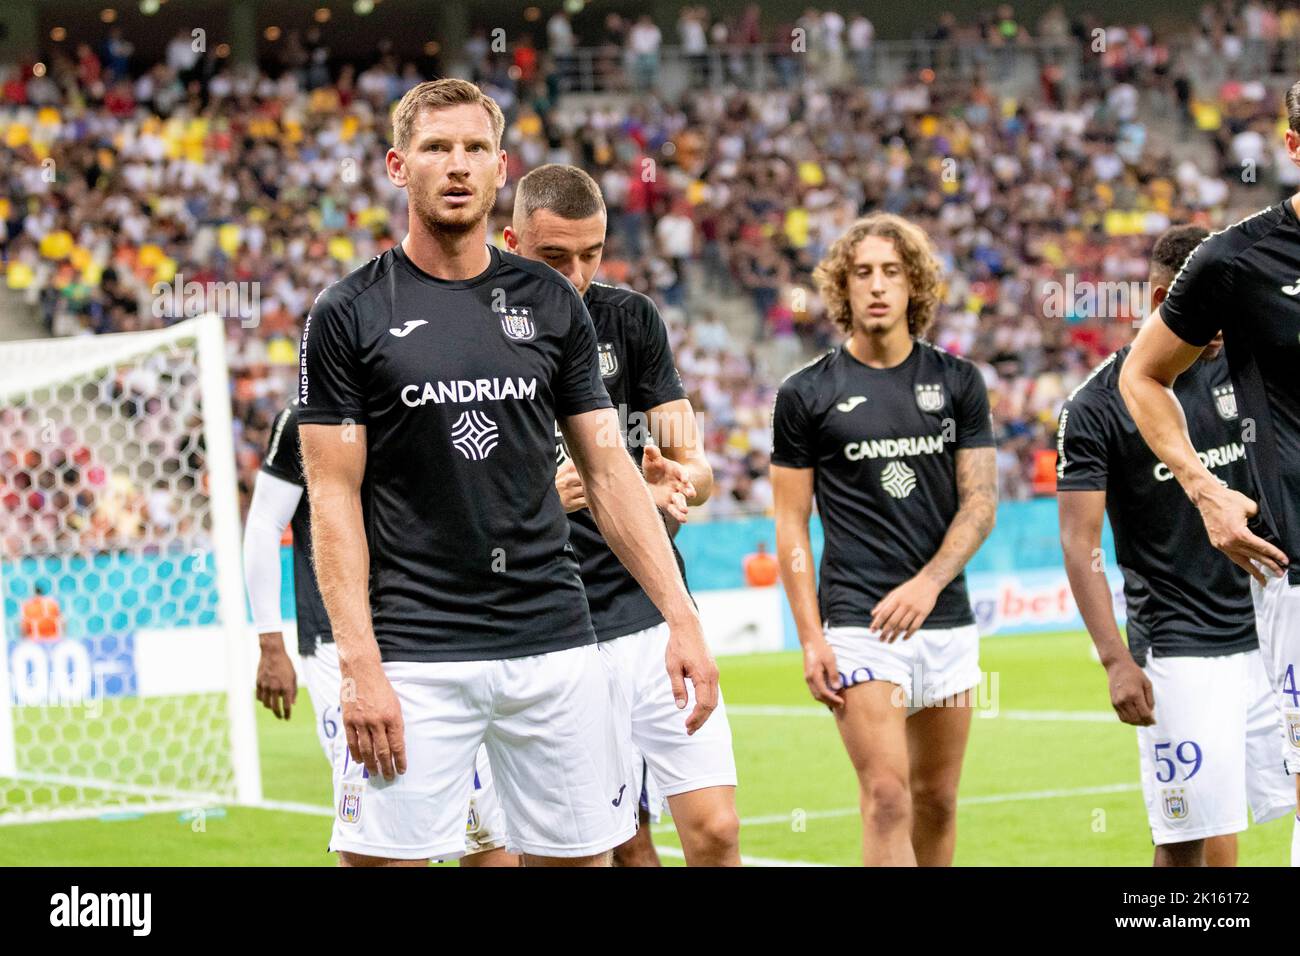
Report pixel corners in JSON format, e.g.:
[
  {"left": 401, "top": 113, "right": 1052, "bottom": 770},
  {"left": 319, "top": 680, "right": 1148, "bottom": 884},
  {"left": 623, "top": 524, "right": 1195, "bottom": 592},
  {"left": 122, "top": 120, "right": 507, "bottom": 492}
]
[{"left": 1292, "top": 814, "right": 1300, "bottom": 867}]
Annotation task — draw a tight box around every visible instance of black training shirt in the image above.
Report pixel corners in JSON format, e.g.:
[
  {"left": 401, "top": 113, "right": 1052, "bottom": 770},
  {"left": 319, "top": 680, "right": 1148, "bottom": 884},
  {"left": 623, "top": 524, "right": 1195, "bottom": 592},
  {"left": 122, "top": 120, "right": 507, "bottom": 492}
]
[
  {"left": 556, "top": 281, "right": 689, "bottom": 641},
  {"left": 297, "top": 243, "right": 611, "bottom": 662},
  {"left": 1161, "top": 200, "right": 1300, "bottom": 579},
  {"left": 1057, "top": 346, "right": 1256, "bottom": 665},
  {"left": 771, "top": 340, "right": 994, "bottom": 629}
]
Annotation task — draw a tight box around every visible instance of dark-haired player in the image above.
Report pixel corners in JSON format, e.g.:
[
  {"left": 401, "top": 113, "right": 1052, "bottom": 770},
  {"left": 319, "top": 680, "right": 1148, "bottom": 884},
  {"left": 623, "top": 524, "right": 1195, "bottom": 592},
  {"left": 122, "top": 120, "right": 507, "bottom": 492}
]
[
  {"left": 1059, "top": 225, "right": 1293, "bottom": 866},
  {"left": 1121, "top": 83, "right": 1300, "bottom": 866},
  {"left": 504, "top": 164, "right": 739, "bottom": 867},
  {"left": 771, "top": 212, "right": 997, "bottom": 866}
]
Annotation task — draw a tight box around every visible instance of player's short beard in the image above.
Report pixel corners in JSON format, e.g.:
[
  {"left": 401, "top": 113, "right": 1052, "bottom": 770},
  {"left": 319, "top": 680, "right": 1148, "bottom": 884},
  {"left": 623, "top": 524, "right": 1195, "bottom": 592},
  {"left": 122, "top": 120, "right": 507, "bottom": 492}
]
[{"left": 410, "top": 180, "right": 499, "bottom": 237}]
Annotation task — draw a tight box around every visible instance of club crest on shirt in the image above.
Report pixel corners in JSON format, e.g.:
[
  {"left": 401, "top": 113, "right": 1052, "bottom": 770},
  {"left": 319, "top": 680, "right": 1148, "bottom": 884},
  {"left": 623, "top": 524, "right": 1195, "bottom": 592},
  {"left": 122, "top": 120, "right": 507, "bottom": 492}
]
[
  {"left": 338, "top": 783, "right": 363, "bottom": 824},
  {"left": 598, "top": 342, "right": 619, "bottom": 378},
  {"left": 1212, "top": 384, "right": 1238, "bottom": 421},
  {"left": 1286, "top": 712, "right": 1300, "bottom": 749},
  {"left": 1160, "top": 788, "right": 1188, "bottom": 821},
  {"left": 499, "top": 306, "right": 535, "bottom": 342},
  {"left": 915, "top": 383, "right": 944, "bottom": 413}
]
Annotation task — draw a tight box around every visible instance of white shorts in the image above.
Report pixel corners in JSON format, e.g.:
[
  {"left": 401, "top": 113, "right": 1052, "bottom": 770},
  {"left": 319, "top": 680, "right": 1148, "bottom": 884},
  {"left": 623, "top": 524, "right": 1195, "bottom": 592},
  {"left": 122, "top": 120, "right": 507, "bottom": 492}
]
[
  {"left": 1250, "top": 571, "right": 1300, "bottom": 774},
  {"left": 302, "top": 641, "right": 506, "bottom": 856},
  {"left": 824, "top": 623, "right": 982, "bottom": 712},
  {"left": 1137, "top": 649, "right": 1294, "bottom": 845},
  {"left": 329, "top": 642, "right": 635, "bottom": 861},
  {"left": 599, "top": 622, "right": 737, "bottom": 804}
]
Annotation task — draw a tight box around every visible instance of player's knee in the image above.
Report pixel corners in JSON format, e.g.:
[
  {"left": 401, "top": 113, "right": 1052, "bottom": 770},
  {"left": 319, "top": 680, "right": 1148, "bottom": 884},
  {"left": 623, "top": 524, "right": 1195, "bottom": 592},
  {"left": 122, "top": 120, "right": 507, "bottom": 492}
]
[
  {"left": 862, "top": 775, "right": 912, "bottom": 833},
  {"left": 683, "top": 805, "right": 740, "bottom": 858},
  {"left": 910, "top": 779, "right": 959, "bottom": 827}
]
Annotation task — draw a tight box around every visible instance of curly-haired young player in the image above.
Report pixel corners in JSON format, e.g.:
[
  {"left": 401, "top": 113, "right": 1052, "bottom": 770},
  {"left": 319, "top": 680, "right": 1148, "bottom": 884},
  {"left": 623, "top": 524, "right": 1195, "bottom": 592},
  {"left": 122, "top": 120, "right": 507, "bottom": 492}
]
[{"left": 771, "top": 213, "right": 997, "bottom": 866}]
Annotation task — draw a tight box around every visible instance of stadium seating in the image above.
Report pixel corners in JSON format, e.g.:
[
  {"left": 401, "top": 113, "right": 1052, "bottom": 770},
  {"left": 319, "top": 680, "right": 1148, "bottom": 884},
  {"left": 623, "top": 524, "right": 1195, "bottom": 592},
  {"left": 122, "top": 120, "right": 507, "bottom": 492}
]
[{"left": 2, "top": 2, "right": 1298, "bottom": 530}]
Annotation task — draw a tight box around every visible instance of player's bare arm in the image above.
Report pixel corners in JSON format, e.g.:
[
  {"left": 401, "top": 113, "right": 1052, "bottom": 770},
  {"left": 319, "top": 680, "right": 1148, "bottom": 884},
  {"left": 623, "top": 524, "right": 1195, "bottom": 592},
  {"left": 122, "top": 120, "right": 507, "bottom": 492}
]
[
  {"left": 639, "top": 445, "right": 692, "bottom": 524},
  {"left": 649, "top": 396, "right": 713, "bottom": 507},
  {"left": 555, "top": 458, "right": 588, "bottom": 513},
  {"left": 1058, "top": 489, "right": 1154, "bottom": 726},
  {"left": 560, "top": 406, "right": 719, "bottom": 733},
  {"left": 253, "top": 633, "right": 297, "bottom": 720},
  {"left": 299, "top": 423, "right": 406, "bottom": 781},
  {"left": 244, "top": 471, "right": 303, "bottom": 720},
  {"left": 556, "top": 397, "right": 704, "bottom": 524},
  {"left": 871, "top": 446, "right": 997, "bottom": 643},
  {"left": 771, "top": 463, "right": 843, "bottom": 709},
  {"left": 554, "top": 443, "right": 690, "bottom": 522},
  {"left": 1119, "top": 311, "right": 1288, "bottom": 583}
]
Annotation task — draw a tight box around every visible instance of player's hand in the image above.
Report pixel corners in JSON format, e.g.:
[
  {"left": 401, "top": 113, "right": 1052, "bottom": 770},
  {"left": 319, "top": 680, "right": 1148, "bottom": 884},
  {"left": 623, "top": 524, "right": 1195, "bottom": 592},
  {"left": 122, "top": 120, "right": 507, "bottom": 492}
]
[
  {"left": 664, "top": 615, "right": 719, "bottom": 734},
  {"left": 255, "top": 633, "right": 297, "bottom": 720},
  {"left": 340, "top": 660, "right": 407, "bottom": 781},
  {"left": 555, "top": 459, "right": 588, "bottom": 512},
  {"left": 1105, "top": 657, "right": 1155, "bottom": 726},
  {"left": 870, "top": 575, "right": 941, "bottom": 643},
  {"left": 1195, "top": 485, "right": 1288, "bottom": 585},
  {"left": 802, "top": 637, "right": 844, "bottom": 710},
  {"left": 642, "top": 445, "right": 694, "bottom": 524}
]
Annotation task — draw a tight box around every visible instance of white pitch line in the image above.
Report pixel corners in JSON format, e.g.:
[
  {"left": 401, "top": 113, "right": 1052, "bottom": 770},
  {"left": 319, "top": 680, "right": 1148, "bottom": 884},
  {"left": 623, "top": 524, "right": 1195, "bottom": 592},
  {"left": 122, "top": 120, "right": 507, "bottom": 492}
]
[
  {"left": 959, "top": 782, "right": 1140, "bottom": 805},
  {"left": 727, "top": 704, "right": 828, "bottom": 717},
  {"left": 1000, "top": 709, "right": 1115, "bottom": 723},
  {"left": 253, "top": 798, "right": 333, "bottom": 817},
  {"left": 5, "top": 770, "right": 227, "bottom": 804},
  {"left": 255, "top": 802, "right": 828, "bottom": 867},
  {"left": 655, "top": 845, "right": 828, "bottom": 867},
  {"left": 727, "top": 704, "right": 1116, "bottom": 722},
  {"left": 652, "top": 782, "right": 1142, "bottom": 831}
]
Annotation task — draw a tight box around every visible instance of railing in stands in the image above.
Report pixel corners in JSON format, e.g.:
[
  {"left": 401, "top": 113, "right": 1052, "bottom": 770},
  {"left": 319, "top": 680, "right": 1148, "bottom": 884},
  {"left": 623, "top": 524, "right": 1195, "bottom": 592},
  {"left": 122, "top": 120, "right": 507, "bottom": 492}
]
[{"left": 547, "top": 37, "right": 1300, "bottom": 98}]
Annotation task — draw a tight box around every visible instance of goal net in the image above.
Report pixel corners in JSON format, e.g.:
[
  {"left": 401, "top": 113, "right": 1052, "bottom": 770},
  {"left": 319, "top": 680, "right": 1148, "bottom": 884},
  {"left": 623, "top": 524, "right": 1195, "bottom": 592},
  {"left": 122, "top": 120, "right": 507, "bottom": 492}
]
[{"left": 0, "top": 314, "right": 261, "bottom": 824}]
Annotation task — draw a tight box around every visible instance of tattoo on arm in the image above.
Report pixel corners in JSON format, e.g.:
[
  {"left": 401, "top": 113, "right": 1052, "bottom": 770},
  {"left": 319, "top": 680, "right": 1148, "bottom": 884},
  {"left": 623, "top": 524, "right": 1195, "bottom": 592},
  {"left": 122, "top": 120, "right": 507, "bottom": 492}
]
[{"left": 922, "top": 446, "right": 998, "bottom": 590}]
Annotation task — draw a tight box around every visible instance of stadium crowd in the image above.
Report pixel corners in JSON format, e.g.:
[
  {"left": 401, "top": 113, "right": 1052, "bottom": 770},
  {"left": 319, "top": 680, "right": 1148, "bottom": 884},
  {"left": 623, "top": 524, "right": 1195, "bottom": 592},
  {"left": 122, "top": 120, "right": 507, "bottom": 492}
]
[{"left": 2, "top": 2, "right": 1300, "bottom": 543}]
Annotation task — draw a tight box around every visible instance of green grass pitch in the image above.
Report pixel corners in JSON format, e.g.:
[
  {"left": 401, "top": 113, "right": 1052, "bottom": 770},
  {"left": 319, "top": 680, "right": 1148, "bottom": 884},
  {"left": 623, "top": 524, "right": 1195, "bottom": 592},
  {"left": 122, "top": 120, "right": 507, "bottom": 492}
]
[{"left": 0, "top": 631, "right": 1292, "bottom": 866}]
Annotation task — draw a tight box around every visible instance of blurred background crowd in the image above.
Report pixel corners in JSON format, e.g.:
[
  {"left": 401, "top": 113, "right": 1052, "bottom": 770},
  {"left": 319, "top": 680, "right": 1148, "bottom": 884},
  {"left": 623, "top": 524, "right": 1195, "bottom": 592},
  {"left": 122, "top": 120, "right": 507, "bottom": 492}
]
[{"left": 1, "top": 1, "right": 1298, "bottom": 550}]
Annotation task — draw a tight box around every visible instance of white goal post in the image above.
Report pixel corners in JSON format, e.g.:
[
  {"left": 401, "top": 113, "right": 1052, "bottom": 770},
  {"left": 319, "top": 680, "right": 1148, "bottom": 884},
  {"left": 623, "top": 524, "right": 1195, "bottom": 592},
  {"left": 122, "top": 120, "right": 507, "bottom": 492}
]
[{"left": 0, "top": 314, "right": 262, "bottom": 824}]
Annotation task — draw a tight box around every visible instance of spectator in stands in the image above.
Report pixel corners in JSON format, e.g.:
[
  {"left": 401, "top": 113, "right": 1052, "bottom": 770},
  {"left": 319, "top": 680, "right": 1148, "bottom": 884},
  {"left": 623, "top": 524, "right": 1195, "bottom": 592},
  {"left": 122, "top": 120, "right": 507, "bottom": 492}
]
[
  {"left": 848, "top": 14, "right": 875, "bottom": 83},
  {"left": 627, "top": 15, "right": 662, "bottom": 92}
]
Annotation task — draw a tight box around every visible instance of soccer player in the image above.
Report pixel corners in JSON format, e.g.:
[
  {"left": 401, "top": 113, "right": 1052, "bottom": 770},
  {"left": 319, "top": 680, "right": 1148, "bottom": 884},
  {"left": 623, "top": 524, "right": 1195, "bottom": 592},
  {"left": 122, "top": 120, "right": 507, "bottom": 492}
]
[
  {"left": 1120, "top": 87, "right": 1300, "bottom": 868},
  {"left": 1058, "top": 224, "right": 1294, "bottom": 867},
  {"left": 770, "top": 212, "right": 997, "bottom": 866},
  {"left": 242, "top": 402, "right": 517, "bottom": 866},
  {"left": 503, "top": 164, "right": 740, "bottom": 867},
  {"left": 296, "top": 79, "right": 717, "bottom": 867}
]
